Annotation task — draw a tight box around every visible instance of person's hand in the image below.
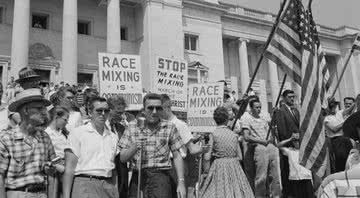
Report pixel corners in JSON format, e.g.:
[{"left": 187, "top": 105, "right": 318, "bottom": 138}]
[
  {"left": 291, "top": 133, "right": 299, "bottom": 140},
  {"left": 177, "top": 181, "right": 186, "bottom": 198},
  {"left": 263, "top": 141, "right": 269, "bottom": 146}
]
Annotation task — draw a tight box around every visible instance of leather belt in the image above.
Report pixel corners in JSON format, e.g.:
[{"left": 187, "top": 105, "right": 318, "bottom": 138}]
[
  {"left": 6, "top": 183, "right": 46, "bottom": 193},
  {"left": 76, "top": 174, "right": 111, "bottom": 180}
]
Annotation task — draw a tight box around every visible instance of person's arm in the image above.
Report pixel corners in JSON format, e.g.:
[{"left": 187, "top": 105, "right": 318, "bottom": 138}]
[
  {"left": 0, "top": 174, "right": 6, "bottom": 198},
  {"left": 187, "top": 142, "right": 204, "bottom": 155},
  {"left": 173, "top": 150, "right": 186, "bottom": 198},
  {"left": 119, "top": 124, "right": 140, "bottom": 163},
  {"left": 119, "top": 144, "right": 139, "bottom": 163},
  {"left": 324, "top": 117, "right": 343, "bottom": 133},
  {"left": 203, "top": 134, "right": 214, "bottom": 173},
  {"left": 277, "top": 137, "right": 294, "bottom": 148},
  {"left": 243, "top": 129, "right": 268, "bottom": 146},
  {"left": 62, "top": 150, "right": 78, "bottom": 198}
]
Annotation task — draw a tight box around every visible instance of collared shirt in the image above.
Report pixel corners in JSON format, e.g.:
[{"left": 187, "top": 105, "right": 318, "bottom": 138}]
[
  {"left": 118, "top": 120, "right": 184, "bottom": 170},
  {"left": 45, "top": 127, "right": 70, "bottom": 158},
  {"left": 0, "top": 128, "right": 56, "bottom": 189},
  {"left": 241, "top": 113, "right": 269, "bottom": 140},
  {"left": 169, "top": 116, "right": 193, "bottom": 157},
  {"left": 68, "top": 122, "right": 119, "bottom": 177},
  {"left": 324, "top": 112, "right": 345, "bottom": 138},
  {"left": 66, "top": 111, "right": 83, "bottom": 132},
  {"left": 320, "top": 178, "right": 360, "bottom": 198}
]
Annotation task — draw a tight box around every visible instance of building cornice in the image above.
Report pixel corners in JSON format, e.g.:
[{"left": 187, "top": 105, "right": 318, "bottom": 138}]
[{"left": 183, "top": 0, "right": 229, "bottom": 14}]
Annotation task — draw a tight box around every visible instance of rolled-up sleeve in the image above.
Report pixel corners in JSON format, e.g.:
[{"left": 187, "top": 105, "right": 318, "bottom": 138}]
[
  {"left": 0, "top": 139, "right": 9, "bottom": 175},
  {"left": 169, "top": 126, "right": 184, "bottom": 152}
]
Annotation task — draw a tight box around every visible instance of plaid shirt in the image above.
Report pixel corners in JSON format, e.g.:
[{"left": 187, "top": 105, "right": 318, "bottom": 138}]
[
  {"left": 0, "top": 128, "right": 56, "bottom": 189},
  {"left": 320, "top": 179, "right": 360, "bottom": 198},
  {"left": 118, "top": 120, "right": 183, "bottom": 170}
]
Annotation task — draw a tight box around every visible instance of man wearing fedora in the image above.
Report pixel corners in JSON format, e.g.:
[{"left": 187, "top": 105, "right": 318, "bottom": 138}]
[
  {"left": 16, "top": 67, "right": 41, "bottom": 90},
  {"left": 0, "top": 88, "right": 57, "bottom": 198}
]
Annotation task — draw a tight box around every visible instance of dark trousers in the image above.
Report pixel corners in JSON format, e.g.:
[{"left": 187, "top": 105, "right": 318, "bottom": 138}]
[
  {"left": 280, "top": 153, "right": 292, "bottom": 197},
  {"left": 115, "top": 155, "right": 128, "bottom": 198},
  {"left": 288, "top": 180, "right": 314, "bottom": 198},
  {"left": 243, "top": 143, "right": 256, "bottom": 193},
  {"left": 329, "top": 136, "right": 353, "bottom": 173},
  {"left": 129, "top": 169, "right": 173, "bottom": 198}
]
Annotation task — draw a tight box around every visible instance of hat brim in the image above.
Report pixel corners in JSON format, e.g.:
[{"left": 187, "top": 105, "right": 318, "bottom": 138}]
[
  {"left": 15, "top": 75, "right": 41, "bottom": 83},
  {"left": 9, "top": 96, "right": 51, "bottom": 112}
]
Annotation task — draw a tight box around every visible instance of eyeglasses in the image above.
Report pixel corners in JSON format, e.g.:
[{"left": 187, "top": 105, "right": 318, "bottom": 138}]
[
  {"left": 146, "top": 106, "right": 163, "bottom": 112},
  {"left": 95, "top": 108, "right": 110, "bottom": 115}
]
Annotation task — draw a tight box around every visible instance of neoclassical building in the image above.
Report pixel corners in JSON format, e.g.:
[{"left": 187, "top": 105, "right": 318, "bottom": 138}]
[{"left": 0, "top": 0, "right": 359, "bottom": 110}]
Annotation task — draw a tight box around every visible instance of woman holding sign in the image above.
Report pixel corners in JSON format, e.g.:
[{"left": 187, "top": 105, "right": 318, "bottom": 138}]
[{"left": 199, "top": 106, "right": 254, "bottom": 198}]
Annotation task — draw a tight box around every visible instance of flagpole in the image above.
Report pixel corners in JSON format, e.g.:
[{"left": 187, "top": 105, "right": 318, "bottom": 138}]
[
  {"left": 330, "top": 48, "right": 354, "bottom": 98},
  {"left": 266, "top": 74, "right": 287, "bottom": 140},
  {"left": 231, "top": 0, "right": 289, "bottom": 131}
]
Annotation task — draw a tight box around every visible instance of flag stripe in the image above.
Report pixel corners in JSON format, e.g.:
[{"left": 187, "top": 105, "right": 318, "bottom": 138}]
[
  {"left": 272, "top": 33, "right": 302, "bottom": 60},
  {"left": 278, "top": 22, "right": 301, "bottom": 43},
  {"left": 269, "top": 39, "right": 302, "bottom": 67},
  {"left": 264, "top": 51, "right": 302, "bottom": 83},
  {"left": 300, "top": 51, "right": 314, "bottom": 104}
]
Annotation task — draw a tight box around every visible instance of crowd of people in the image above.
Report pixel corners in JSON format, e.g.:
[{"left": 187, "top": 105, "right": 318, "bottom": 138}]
[{"left": 0, "top": 67, "right": 360, "bottom": 198}]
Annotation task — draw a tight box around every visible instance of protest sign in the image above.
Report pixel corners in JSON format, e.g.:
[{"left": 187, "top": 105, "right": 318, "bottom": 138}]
[
  {"left": 98, "top": 53, "right": 143, "bottom": 110},
  {"left": 187, "top": 82, "right": 224, "bottom": 133},
  {"left": 152, "top": 57, "right": 188, "bottom": 111}
]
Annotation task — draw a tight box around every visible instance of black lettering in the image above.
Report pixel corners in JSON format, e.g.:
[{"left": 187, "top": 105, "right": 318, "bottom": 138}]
[{"left": 103, "top": 56, "right": 110, "bottom": 67}]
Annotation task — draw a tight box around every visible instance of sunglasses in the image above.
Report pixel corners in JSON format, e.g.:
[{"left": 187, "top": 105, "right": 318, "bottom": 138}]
[
  {"left": 95, "top": 108, "right": 110, "bottom": 115},
  {"left": 147, "top": 106, "right": 163, "bottom": 112}
]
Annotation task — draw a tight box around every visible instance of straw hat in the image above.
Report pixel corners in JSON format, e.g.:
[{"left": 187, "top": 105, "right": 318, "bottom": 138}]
[
  {"left": 15, "top": 67, "right": 41, "bottom": 84},
  {"left": 8, "top": 88, "right": 51, "bottom": 112}
]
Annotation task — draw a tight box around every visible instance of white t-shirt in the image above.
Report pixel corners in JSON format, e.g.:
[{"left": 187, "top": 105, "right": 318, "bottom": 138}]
[
  {"left": 45, "top": 127, "right": 70, "bottom": 158},
  {"left": 281, "top": 147, "right": 312, "bottom": 180},
  {"left": 68, "top": 123, "right": 119, "bottom": 177},
  {"left": 169, "top": 116, "right": 193, "bottom": 157},
  {"left": 324, "top": 112, "right": 345, "bottom": 138}
]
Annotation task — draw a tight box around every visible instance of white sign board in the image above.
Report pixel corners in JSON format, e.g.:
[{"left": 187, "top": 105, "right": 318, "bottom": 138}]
[
  {"left": 98, "top": 53, "right": 143, "bottom": 110},
  {"left": 187, "top": 82, "right": 224, "bottom": 133},
  {"left": 152, "top": 57, "right": 188, "bottom": 112}
]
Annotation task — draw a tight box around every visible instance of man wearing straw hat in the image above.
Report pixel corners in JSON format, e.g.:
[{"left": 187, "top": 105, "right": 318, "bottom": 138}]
[
  {"left": 0, "top": 88, "right": 56, "bottom": 198},
  {"left": 15, "top": 67, "right": 41, "bottom": 90}
]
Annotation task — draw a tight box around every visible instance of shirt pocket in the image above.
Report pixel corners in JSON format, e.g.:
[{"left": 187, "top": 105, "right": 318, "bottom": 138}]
[
  {"left": 155, "top": 137, "right": 168, "bottom": 157},
  {"left": 11, "top": 149, "right": 32, "bottom": 175}
]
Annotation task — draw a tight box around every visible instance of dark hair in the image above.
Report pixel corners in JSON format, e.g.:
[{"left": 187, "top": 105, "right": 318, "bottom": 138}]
[
  {"left": 88, "top": 96, "right": 107, "bottom": 112},
  {"left": 344, "top": 97, "right": 355, "bottom": 103},
  {"left": 48, "top": 106, "right": 70, "bottom": 138},
  {"left": 282, "top": 89, "right": 294, "bottom": 98},
  {"left": 160, "top": 94, "right": 171, "bottom": 105},
  {"left": 50, "top": 86, "right": 76, "bottom": 106},
  {"left": 249, "top": 99, "right": 261, "bottom": 108},
  {"left": 143, "top": 93, "right": 161, "bottom": 107},
  {"left": 213, "top": 106, "right": 229, "bottom": 125},
  {"left": 107, "top": 95, "right": 127, "bottom": 110},
  {"left": 83, "top": 88, "right": 99, "bottom": 115}
]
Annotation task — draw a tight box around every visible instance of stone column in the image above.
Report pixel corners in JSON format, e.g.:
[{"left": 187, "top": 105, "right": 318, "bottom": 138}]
[
  {"left": 10, "top": 0, "right": 30, "bottom": 80},
  {"left": 62, "top": 0, "right": 78, "bottom": 84},
  {"left": 107, "top": 0, "right": 121, "bottom": 53},
  {"left": 268, "top": 60, "right": 280, "bottom": 103},
  {"left": 350, "top": 53, "right": 360, "bottom": 94},
  {"left": 238, "top": 38, "right": 250, "bottom": 94}
]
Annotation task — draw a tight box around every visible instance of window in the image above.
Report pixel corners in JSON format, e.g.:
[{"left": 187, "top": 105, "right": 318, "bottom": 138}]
[
  {"left": 0, "top": 7, "right": 4, "bottom": 24},
  {"left": 184, "top": 34, "right": 198, "bottom": 51},
  {"left": 32, "top": 13, "right": 49, "bottom": 29},
  {"left": 78, "top": 20, "right": 91, "bottom": 35},
  {"left": 121, "top": 27, "right": 128, "bottom": 41}
]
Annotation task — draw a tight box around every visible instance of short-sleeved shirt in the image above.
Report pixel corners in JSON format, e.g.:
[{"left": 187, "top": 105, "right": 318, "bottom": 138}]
[
  {"left": 68, "top": 123, "right": 119, "bottom": 177},
  {"left": 66, "top": 111, "right": 83, "bottom": 132},
  {"left": 324, "top": 112, "right": 345, "bottom": 138},
  {"left": 45, "top": 127, "right": 70, "bottom": 158},
  {"left": 241, "top": 113, "right": 269, "bottom": 140},
  {"left": 169, "top": 116, "right": 193, "bottom": 157},
  {"left": 118, "top": 120, "right": 184, "bottom": 170},
  {"left": 0, "top": 128, "right": 56, "bottom": 189}
]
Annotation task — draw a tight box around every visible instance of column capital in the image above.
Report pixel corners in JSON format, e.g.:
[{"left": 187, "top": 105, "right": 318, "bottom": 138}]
[{"left": 238, "top": 38, "right": 249, "bottom": 43}]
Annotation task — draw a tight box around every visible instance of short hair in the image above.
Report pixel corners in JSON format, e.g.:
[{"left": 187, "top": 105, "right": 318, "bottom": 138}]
[
  {"left": 143, "top": 93, "right": 161, "bottom": 107},
  {"left": 282, "top": 89, "right": 294, "bottom": 98},
  {"left": 50, "top": 86, "right": 76, "bottom": 106},
  {"left": 344, "top": 97, "right": 355, "bottom": 103},
  {"left": 249, "top": 99, "right": 261, "bottom": 108},
  {"left": 48, "top": 106, "right": 70, "bottom": 122},
  {"left": 160, "top": 94, "right": 171, "bottom": 105},
  {"left": 213, "top": 106, "right": 229, "bottom": 125},
  {"left": 107, "top": 95, "right": 128, "bottom": 110},
  {"left": 88, "top": 96, "right": 107, "bottom": 112}
]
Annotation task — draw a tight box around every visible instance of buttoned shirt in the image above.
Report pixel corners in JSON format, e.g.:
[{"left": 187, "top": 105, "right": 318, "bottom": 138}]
[
  {"left": 45, "top": 127, "right": 70, "bottom": 158},
  {"left": 68, "top": 123, "right": 119, "bottom": 177},
  {"left": 324, "top": 112, "right": 345, "bottom": 138},
  {"left": 118, "top": 120, "right": 183, "bottom": 170},
  {"left": 0, "top": 128, "right": 56, "bottom": 189}
]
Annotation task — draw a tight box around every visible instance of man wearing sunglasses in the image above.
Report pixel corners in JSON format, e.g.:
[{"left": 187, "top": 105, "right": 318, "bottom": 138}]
[
  {"left": 119, "top": 93, "right": 186, "bottom": 198},
  {"left": 63, "top": 96, "right": 119, "bottom": 198}
]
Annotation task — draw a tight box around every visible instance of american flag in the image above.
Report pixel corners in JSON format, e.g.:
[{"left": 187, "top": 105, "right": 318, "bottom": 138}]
[
  {"left": 265, "top": 0, "right": 329, "bottom": 177},
  {"left": 353, "top": 33, "right": 360, "bottom": 51}
]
